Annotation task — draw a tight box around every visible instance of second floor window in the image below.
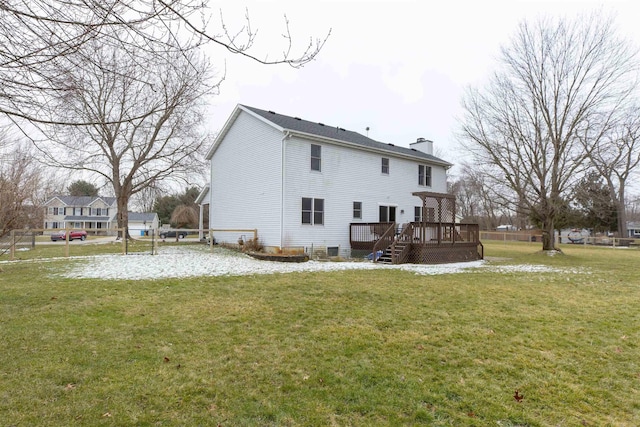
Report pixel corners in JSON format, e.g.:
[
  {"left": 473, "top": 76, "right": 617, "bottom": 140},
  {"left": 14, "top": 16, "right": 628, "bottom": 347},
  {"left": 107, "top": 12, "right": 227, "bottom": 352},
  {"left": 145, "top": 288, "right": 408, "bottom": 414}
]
[
  {"left": 381, "top": 157, "right": 389, "bottom": 174},
  {"left": 353, "top": 201, "right": 362, "bottom": 219},
  {"left": 311, "top": 144, "right": 321, "bottom": 171},
  {"left": 49, "top": 207, "right": 65, "bottom": 215},
  {"left": 418, "top": 165, "right": 432, "bottom": 187}
]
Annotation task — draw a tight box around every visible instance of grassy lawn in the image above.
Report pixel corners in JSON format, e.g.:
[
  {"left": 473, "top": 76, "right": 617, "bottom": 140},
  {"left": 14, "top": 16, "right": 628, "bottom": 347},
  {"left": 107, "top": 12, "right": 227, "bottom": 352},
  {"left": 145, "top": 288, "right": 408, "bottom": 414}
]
[
  {"left": 0, "top": 241, "right": 638, "bottom": 426},
  {"left": 0, "top": 238, "right": 151, "bottom": 260}
]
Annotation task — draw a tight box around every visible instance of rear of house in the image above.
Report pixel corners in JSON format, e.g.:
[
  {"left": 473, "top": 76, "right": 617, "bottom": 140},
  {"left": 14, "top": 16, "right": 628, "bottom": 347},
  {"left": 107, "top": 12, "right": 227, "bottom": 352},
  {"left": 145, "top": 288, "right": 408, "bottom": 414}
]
[{"left": 207, "top": 105, "right": 452, "bottom": 256}]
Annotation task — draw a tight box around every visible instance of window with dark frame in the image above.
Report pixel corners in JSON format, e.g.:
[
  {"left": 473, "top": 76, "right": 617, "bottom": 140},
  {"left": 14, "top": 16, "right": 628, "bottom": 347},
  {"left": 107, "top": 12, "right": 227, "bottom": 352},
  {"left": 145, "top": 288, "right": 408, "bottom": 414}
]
[
  {"left": 302, "top": 197, "right": 324, "bottom": 225},
  {"left": 415, "top": 206, "right": 436, "bottom": 222},
  {"left": 311, "top": 144, "right": 321, "bottom": 171},
  {"left": 381, "top": 157, "right": 389, "bottom": 174},
  {"left": 353, "top": 201, "right": 362, "bottom": 219},
  {"left": 379, "top": 205, "right": 396, "bottom": 223},
  {"left": 418, "top": 164, "right": 432, "bottom": 187},
  {"left": 314, "top": 199, "right": 324, "bottom": 225}
]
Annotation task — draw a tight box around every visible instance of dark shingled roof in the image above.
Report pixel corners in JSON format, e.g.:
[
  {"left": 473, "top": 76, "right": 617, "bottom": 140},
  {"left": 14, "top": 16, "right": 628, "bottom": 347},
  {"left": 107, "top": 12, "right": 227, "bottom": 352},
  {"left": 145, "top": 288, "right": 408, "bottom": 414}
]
[
  {"left": 241, "top": 105, "right": 451, "bottom": 166},
  {"left": 128, "top": 212, "right": 158, "bottom": 222},
  {"left": 50, "top": 195, "right": 116, "bottom": 206}
]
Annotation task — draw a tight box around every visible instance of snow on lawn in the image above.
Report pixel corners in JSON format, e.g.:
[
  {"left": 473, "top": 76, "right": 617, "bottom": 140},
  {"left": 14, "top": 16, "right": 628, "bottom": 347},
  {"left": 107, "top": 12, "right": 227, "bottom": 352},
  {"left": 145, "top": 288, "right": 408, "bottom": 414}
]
[{"left": 57, "top": 246, "right": 587, "bottom": 280}]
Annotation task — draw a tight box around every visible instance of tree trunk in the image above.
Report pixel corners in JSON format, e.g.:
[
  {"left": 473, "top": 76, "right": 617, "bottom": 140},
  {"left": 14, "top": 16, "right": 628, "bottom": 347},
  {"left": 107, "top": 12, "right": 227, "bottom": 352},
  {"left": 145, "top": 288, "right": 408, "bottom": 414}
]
[
  {"left": 617, "top": 185, "right": 627, "bottom": 237},
  {"left": 116, "top": 196, "right": 130, "bottom": 239},
  {"left": 541, "top": 219, "right": 556, "bottom": 251}
]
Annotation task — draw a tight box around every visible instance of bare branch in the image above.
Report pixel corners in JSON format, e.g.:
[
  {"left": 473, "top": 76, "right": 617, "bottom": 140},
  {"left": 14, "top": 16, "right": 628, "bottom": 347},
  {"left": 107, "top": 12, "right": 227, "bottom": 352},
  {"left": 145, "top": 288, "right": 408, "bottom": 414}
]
[
  {"left": 458, "top": 10, "right": 639, "bottom": 249},
  {"left": 0, "top": 0, "right": 330, "bottom": 125}
]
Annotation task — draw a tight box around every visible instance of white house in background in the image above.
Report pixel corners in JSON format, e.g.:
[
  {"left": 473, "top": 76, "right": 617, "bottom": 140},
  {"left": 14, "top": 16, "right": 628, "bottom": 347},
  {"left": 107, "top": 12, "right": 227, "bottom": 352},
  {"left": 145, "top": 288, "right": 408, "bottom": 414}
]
[
  {"left": 44, "top": 195, "right": 117, "bottom": 234},
  {"left": 203, "top": 104, "right": 453, "bottom": 256},
  {"left": 128, "top": 212, "right": 159, "bottom": 236},
  {"left": 626, "top": 222, "right": 640, "bottom": 238}
]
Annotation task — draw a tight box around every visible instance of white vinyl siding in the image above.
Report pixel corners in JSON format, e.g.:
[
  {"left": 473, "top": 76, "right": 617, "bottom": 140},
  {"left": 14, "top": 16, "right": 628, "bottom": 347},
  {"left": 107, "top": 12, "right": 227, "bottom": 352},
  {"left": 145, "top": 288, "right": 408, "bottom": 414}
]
[
  {"left": 208, "top": 107, "right": 449, "bottom": 251},
  {"left": 209, "top": 111, "right": 282, "bottom": 246},
  {"left": 282, "top": 134, "right": 448, "bottom": 250}
]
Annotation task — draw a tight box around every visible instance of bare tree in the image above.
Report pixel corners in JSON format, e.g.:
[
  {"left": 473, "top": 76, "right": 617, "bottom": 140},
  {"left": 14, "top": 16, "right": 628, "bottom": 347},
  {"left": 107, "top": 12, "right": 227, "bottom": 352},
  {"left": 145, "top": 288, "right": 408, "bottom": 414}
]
[
  {"left": 0, "top": 0, "right": 329, "bottom": 125},
  {"left": 449, "top": 164, "right": 500, "bottom": 229},
  {"left": 29, "top": 28, "right": 216, "bottom": 237},
  {"left": 130, "top": 184, "right": 164, "bottom": 213},
  {"left": 458, "top": 12, "right": 639, "bottom": 250},
  {"left": 585, "top": 108, "right": 640, "bottom": 236},
  {"left": 627, "top": 195, "right": 640, "bottom": 223},
  {"left": 0, "top": 139, "right": 56, "bottom": 241}
]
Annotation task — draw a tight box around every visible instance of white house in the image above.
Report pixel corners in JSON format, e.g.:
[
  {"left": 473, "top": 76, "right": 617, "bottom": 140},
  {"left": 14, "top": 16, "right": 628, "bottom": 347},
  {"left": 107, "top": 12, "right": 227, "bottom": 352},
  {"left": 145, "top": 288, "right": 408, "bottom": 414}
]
[
  {"left": 43, "top": 195, "right": 117, "bottom": 234},
  {"left": 128, "top": 212, "right": 159, "bottom": 236},
  {"left": 204, "top": 104, "right": 457, "bottom": 257}
]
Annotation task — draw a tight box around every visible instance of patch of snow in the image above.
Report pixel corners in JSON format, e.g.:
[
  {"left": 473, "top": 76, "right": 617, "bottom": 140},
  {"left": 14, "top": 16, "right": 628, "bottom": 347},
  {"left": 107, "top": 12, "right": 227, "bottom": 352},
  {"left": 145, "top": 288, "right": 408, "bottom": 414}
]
[{"left": 55, "top": 246, "right": 587, "bottom": 281}]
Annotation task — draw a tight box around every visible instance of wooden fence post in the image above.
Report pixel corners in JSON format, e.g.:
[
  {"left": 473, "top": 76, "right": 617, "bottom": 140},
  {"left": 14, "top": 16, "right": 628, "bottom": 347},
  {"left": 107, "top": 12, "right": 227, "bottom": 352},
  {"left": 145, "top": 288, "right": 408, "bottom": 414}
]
[
  {"left": 10, "top": 229, "right": 15, "bottom": 261},
  {"left": 65, "top": 224, "right": 70, "bottom": 257}
]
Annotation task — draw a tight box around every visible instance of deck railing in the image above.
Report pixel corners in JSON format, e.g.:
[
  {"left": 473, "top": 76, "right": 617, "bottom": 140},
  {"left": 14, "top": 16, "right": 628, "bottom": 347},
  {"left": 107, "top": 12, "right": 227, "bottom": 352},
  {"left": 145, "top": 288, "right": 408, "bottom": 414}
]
[
  {"left": 372, "top": 222, "right": 396, "bottom": 262},
  {"left": 349, "top": 222, "right": 482, "bottom": 264},
  {"left": 409, "top": 222, "right": 480, "bottom": 244},
  {"left": 349, "top": 222, "right": 394, "bottom": 250}
]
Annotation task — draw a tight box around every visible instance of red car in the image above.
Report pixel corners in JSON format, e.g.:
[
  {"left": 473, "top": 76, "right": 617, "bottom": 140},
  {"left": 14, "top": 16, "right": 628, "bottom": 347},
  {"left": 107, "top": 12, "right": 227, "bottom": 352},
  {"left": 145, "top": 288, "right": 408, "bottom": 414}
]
[{"left": 50, "top": 230, "right": 88, "bottom": 241}]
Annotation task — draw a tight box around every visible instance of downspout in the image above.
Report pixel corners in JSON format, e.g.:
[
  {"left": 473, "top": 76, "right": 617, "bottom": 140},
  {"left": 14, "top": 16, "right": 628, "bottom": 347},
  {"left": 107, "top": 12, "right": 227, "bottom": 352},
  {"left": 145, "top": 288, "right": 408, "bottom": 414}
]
[{"left": 280, "top": 131, "right": 291, "bottom": 250}]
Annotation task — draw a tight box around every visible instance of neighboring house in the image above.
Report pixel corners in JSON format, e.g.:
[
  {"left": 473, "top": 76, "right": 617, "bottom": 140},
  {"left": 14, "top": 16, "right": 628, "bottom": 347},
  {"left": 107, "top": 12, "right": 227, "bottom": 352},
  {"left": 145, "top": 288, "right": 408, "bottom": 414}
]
[
  {"left": 203, "top": 104, "right": 481, "bottom": 261},
  {"left": 128, "top": 212, "right": 159, "bottom": 236},
  {"left": 627, "top": 222, "right": 640, "bottom": 238},
  {"left": 496, "top": 225, "right": 518, "bottom": 231},
  {"left": 43, "top": 196, "right": 117, "bottom": 234}
]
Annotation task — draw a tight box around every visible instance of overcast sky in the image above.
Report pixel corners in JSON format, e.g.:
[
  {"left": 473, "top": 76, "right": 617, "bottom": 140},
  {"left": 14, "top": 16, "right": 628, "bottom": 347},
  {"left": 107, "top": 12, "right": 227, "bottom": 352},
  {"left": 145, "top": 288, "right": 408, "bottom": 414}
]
[{"left": 205, "top": 1, "right": 640, "bottom": 173}]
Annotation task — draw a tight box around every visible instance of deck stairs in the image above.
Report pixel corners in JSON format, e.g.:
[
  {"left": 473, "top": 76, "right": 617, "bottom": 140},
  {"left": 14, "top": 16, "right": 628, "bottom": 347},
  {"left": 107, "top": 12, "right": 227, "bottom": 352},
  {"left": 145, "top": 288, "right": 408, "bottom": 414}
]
[{"left": 376, "top": 240, "right": 408, "bottom": 264}]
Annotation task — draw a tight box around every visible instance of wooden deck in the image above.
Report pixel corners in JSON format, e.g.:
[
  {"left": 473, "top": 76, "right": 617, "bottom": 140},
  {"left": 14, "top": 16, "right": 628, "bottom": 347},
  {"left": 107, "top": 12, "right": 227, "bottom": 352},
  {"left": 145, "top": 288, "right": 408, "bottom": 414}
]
[{"left": 350, "top": 221, "right": 483, "bottom": 264}]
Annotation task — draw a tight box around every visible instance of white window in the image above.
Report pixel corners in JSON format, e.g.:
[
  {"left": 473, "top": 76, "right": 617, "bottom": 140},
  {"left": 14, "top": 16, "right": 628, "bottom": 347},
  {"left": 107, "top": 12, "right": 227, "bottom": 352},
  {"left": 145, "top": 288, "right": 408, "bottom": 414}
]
[
  {"left": 379, "top": 205, "right": 396, "bottom": 223},
  {"left": 353, "top": 201, "right": 362, "bottom": 219},
  {"left": 415, "top": 206, "right": 435, "bottom": 222},
  {"left": 418, "top": 165, "right": 432, "bottom": 187},
  {"left": 381, "top": 158, "right": 389, "bottom": 174},
  {"left": 311, "top": 144, "right": 321, "bottom": 171},
  {"left": 302, "top": 197, "right": 324, "bottom": 225}
]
